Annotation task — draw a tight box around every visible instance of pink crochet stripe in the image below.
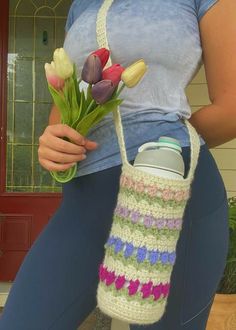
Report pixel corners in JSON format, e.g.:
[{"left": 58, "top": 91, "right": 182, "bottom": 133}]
[
  {"left": 120, "top": 175, "right": 189, "bottom": 201},
  {"left": 99, "top": 264, "right": 170, "bottom": 300},
  {"left": 115, "top": 204, "right": 182, "bottom": 229}
]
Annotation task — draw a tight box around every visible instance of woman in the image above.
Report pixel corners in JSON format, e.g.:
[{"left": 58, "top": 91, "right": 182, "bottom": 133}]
[{"left": 1, "top": 0, "right": 235, "bottom": 329}]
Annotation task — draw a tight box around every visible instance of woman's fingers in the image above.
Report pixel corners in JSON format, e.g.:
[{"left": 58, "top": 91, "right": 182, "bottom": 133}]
[
  {"left": 39, "top": 125, "right": 98, "bottom": 153},
  {"left": 39, "top": 134, "right": 87, "bottom": 155},
  {"left": 38, "top": 146, "right": 86, "bottom": 165},
  {"left": 38, "top": 158, "right": 77, "bottom": 172},
  {"left": 84, "top": 138, "right": 99, "bottom": 150},
  {"left": 38, "top": 124, "right": 98, "bottom": 172},
  {"left": 45, "top": 124, "right": 86, "bottom": 145}
]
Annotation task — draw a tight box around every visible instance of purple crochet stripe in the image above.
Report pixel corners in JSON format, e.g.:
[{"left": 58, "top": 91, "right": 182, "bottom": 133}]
[
  {"left": 120, "top": 174, "right": 190, "bottom": 202},
  {"left": 99, "top": 264, "right": 170, "bottom": 300},
  {"left": 106, "top": 235, "right": 176, "bottom": 265},
  {"left": 115, "top": 204, "right": 182, "bottom": 230}
]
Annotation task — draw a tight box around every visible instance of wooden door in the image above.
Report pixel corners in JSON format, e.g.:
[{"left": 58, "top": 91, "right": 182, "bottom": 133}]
[{"left": 0, "top": 0, "right": 72, "bottom": 281}]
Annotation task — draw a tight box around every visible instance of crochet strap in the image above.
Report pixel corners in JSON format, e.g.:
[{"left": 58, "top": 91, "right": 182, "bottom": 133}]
[
  {"left": 96, "top": 0, "right": 128, "bottom": 164},
  {"left": 96, "top": 0, "right": 200, "bottom": 181}
]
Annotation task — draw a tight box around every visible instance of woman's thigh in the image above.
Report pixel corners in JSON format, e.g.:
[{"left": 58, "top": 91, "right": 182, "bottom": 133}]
[
  {"left": 131, "top": 145, "right": 229, "bottom": 330},
  {"left": 0, "top": 165, "right": 122, "bottom": 330},
  {"left": 0, "top": 145, "right": 229, "bottom": 330}
]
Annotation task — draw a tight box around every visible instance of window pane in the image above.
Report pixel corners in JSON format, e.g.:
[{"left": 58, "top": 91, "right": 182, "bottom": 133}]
[{"left": 6, "top": 0, "right": 72, "bottom": 192}]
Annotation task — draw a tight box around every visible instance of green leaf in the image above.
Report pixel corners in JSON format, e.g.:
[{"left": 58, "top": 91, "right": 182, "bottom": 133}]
[
  {"left": 77, "top": 90, "right": 87, "bottom": 121},
  {"left": 69, "top": 78, "right": 80, "bottom": 124},
  {"left": 50, "top": 163, "right": 78, "bottom": 183},
  {"left": 48, "top": 84, "right": 70, "bottom": 124},
  {"left": 85, "top": 84, "right": 93, "bottom": 108},
  {"left": 72, "top": 64, "right": 81, "bottom": 105},
  {"left": 71, "top": 92, "right": 84, "bottom": 129},
  {"left": 83, "top": 99, "right": 96, "bottom": 117},
  {"left": 76, "top": 98, "right": 123, "bottom": 136},
  {"left": 63, "top": 79, "right": 72, "bottom": 124}
]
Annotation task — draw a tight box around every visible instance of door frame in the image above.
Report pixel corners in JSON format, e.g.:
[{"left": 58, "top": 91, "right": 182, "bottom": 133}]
[
  {"left": 0, "top": 0, "right": 62, "bottom": 282},
  {"left": 0, "top": 0, "right": 8, "bottom": 193},
  {"left": 0, "top": 1, "right": 62, "bottom": 200}
]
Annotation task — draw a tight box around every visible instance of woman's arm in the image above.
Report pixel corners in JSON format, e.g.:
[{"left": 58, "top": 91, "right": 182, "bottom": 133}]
[
  {"left": 49, "top": 104, "right": 61, "bottom": 125},
  {"left": 189, "top": 0, "right": 236, "bottom": 148}
]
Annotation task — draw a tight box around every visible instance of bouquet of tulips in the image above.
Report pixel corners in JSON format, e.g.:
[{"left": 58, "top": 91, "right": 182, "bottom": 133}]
[{"left": 45, "top": 47, "right": 147, "bottom": 183}]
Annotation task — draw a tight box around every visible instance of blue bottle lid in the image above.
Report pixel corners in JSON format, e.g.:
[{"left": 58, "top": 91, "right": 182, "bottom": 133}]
[{"left": 158, "top": 136, "right": 182, "bottom": 153}]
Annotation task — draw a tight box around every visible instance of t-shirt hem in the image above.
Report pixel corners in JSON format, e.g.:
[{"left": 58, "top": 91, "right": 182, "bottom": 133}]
[{"left": 75, "top": 138, "right": 205, "bottom": 178}]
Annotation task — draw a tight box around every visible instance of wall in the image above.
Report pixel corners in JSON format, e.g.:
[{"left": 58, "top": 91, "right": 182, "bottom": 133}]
[{"left": 186, "top": 66, "right": 236, "bottom": 198}]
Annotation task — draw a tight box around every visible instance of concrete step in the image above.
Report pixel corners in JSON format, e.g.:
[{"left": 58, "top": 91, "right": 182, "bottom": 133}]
[{"left": 0, "top": 282, "right": 11, "bottom": 308}]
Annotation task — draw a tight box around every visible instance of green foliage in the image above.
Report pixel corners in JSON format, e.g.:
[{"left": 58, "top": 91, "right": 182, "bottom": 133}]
[
  {"left": 48, "top": 84, "right": 70, "bottom": 124},
  {"left": 217, "top": 197, "right": 236, "bottom": 294},
  {"left": 48, "top": 73, "right": 123, "bottom": 183},
  {"left": 47, "top": 56, "right": 127, "bottom": 183},
  {"left": 76, "top": 98, "right": 122, "bottom": 136}
]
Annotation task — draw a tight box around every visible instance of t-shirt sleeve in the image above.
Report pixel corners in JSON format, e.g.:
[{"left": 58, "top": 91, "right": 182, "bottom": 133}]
[
  {"left": 65, "top": 0, "right": 85, "bottom": 33},
  {"left": 195, "top": 0, "right": 219, "bottom": 21}
]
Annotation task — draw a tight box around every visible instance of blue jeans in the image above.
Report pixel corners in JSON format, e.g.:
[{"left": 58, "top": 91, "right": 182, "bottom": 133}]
[{"left": 0, "top": 145, "right": 229, "bottom": 330}]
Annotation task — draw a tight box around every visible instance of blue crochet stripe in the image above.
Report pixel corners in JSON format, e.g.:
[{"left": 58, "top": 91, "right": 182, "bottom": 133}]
[{"left": 106, "top": 236, "right": 176, "bottom": 266}]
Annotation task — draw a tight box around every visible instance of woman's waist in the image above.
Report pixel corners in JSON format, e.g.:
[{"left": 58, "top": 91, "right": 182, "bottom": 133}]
[
  {"left": 86, "top": 111, "right": 203, "bottom": 148},
  {"left": 79, "top": 114, "right": 204, "bottom": 172},
  {"left": 88, "top": 110, "right": 187, "bottom": 136}
]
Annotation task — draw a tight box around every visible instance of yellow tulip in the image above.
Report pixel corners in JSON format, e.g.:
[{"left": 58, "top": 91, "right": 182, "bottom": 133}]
[
  {"left": 121, "top": 59, "right": 147, "bottom": 88},
  {"left": 53, "top": 48, "right": 73, "bottom": 79}
]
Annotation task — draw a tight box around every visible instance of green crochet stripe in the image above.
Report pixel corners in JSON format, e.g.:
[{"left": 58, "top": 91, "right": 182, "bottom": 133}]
[
  {"left": 113, "top": 215, "right": 180, "bottom": 238},
  {"left": 120, "top": 186, "right": 185, "bottom": 208},
  {"left": 100, "top": 281, "right": 167, "bottom": 306},
  {"left": 105, "top": 247, "right": 173, "bottom": 273}
]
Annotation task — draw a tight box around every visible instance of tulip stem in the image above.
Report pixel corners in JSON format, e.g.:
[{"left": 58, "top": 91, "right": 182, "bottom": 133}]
[
  {"left": 85, "top": 99, "right": 96, "bottom": 116},
  {"left": 116, "top": 83, "right": 126, "bottom": 98}
]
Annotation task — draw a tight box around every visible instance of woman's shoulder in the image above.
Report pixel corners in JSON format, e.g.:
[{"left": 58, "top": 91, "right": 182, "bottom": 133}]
[{"left": 65, "top": 0, "right": 92, "bottom": 32}]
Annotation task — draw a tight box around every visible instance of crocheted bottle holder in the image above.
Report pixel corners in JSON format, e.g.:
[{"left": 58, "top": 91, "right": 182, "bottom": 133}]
[{"left": 96, "top": 0, "right": 201, "bottom": 325}]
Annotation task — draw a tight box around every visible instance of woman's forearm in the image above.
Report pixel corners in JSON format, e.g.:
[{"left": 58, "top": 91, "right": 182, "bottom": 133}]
[
  {"left": 49, "top": 104, "right": 61, "bottom": 125},
  {"left": 189, "top": 100, "right": 236, "bottom": 148}
]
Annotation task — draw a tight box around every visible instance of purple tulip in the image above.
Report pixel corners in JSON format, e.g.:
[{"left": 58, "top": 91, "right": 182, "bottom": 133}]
[
  {"left": 91, "top": 79, "right": 116, "bottom": 104},
  {"left": 81, "top": 54, "right": 102, "bottom": 84}
]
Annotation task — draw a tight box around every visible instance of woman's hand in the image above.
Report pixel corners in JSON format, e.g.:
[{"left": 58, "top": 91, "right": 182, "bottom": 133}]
[{"left": 38, "top": 124, "right": 98, "bottom": 172}]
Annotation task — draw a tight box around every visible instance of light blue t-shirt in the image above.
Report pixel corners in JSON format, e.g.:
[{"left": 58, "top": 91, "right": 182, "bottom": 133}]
[{"left": 64, "top": 0, "right": 218, "bottom": 176}]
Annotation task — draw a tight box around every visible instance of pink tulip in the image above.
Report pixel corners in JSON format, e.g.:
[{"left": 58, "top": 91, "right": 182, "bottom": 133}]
[
  {"left": 152, "top": 284, "right": 162, "bottom": 301},
  {"left": 102, "top": 64, "right": 125, "bottom": 86},
  {"left": 115, "top": 275, "right": 126, "bottom": 290},
  {"left": 141, "top": 281, "right": 153, "bottom": 299},
  {"left": 106, "top": 271, "right": 116, "bottom": 286},
  {"left": 92, "top": 48, "right": 110, "bottom": 68},
  {"left": 128, "top": 279, "right": 140, "bottom": 296},
  {"left": 45, "top": 62, "right": 65, "bottom": 90},
  {"left": 162, "top": 283, "right": 170, "bottom": 298}
]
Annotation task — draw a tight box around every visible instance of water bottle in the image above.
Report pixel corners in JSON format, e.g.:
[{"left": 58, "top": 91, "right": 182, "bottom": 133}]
[{"left": 133, "top": 136, "right": 185, "bottom": 179}]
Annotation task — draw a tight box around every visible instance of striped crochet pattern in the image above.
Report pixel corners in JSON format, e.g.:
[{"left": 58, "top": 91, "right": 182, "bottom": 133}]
[
  {"left": 96, "top": 0, "right": 200, "bottom": 325},
  {"left": 97, "top": 165, "right": 195, "bottom": 324}
]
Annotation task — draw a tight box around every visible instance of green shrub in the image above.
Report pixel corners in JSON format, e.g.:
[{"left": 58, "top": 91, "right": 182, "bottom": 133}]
[{"left": 217, "top": 197, "right": 236, "bottom": 294}]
